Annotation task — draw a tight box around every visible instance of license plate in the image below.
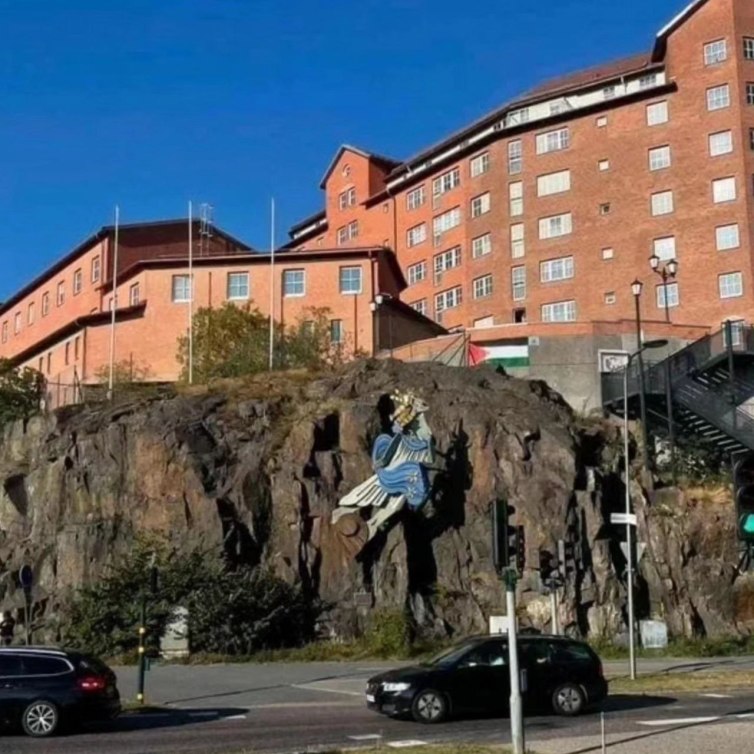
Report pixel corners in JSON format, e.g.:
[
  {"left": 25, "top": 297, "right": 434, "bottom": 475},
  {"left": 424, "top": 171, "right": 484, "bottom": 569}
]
[{"left": 366, "top": 694, "right": 376, "bottom": 703}]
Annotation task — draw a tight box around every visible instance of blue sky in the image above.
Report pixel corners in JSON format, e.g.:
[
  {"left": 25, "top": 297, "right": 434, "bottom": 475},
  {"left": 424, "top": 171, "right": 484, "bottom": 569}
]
[{"left": 0, "top": 0, "right": 683, "bottom": 300}]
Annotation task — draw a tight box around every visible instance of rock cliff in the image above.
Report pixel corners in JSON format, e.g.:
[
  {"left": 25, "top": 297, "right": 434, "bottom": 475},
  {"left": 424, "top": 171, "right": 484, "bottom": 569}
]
[{"left": 0, "top": 360, "right": 750, "bottom": 641}]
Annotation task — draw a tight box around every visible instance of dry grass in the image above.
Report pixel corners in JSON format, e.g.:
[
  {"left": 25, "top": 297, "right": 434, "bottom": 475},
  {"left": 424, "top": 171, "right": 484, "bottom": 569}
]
[
  {"left": 215, "top": 748, "right": 521, "bottom": 754},
  {"left": 611, "top": 669, "right": 754, "bottom": 694}
]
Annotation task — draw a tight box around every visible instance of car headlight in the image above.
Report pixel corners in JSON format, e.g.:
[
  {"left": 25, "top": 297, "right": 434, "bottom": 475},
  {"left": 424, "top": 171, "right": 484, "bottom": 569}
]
[{"left": 382, "top": 682, "right": 411, "bottom": 693}]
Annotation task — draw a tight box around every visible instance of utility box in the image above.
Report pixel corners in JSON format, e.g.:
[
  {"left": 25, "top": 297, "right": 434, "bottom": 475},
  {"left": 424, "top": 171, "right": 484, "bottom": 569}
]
[
  {"left": 640, "top": 619, "right": 668, "bottom": 649},
  {"left": 489, "top": 615, "right": 510, "bottom": 635}
]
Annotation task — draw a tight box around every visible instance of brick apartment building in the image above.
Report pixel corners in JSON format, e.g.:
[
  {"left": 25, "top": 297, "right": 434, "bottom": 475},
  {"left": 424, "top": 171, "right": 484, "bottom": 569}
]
[
  {"left": 286, "top": 0, "right": 754, "bottom": 408},
  {"left": 0, "top": 220, "right": 440, "bottom": 404}
]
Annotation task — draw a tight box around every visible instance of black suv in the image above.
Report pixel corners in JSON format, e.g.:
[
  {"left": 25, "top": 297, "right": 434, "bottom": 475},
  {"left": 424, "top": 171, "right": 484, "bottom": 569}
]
[
  {"left": 0, "top": 647, "right": 121, "bottom": 737},
  {"left": 367, "top": 634, "right": 607, "bottom": 723}
]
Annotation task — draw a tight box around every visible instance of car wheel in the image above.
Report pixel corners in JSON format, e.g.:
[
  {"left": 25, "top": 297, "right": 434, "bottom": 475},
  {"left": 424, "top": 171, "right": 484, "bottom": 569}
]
[
  {"left": 21, "top": 700, "right": 60, "bottom": 737},
  {"left": 411, "top": 689, "right": 448, "bottom": 724},
  {"left": 552, "top": 683, "right": 586, "bottom": 716}
]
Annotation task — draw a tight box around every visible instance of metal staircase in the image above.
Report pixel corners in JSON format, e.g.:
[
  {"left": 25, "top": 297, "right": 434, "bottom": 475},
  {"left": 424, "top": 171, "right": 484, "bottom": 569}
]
[{"left": 602, "top": 325, "right": 754, "bottom": 455}]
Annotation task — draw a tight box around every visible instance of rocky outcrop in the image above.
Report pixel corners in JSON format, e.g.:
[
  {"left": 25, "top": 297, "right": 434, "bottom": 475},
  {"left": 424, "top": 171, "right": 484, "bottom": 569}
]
[{"left": 0, "top": 360, "right": 748, "bottom": 641}]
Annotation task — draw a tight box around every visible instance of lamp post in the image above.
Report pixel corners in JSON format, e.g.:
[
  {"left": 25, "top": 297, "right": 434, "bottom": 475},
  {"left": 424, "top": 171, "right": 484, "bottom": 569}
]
[
  {"left": 631, "top": 280, "right": 650, "bottom": 470},
  {"left": 649, "top": 255, "right": 679, "bottom": 324},
  {"left": 623, "top": 338, "right": 667, "bottom": 681}
]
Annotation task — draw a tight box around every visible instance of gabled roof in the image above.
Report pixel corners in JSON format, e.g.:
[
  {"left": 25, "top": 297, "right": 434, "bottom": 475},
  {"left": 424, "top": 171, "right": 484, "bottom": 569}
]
[
  {"left": 653, "top": 0, "right": 709, "bottom": 60},
  {"left": 289, "top": 209, "right": 327, "bottom": 237},
  {"left": 319, "top": 144, "right": 401, "bottom": 189}
]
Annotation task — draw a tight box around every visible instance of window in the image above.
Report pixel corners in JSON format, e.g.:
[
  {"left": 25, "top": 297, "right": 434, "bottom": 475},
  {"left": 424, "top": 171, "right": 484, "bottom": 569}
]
[
  {"left": 471, "top": 192, "right": 491, "bottom": 218},
  {"left": 433, "top": 207, "right": 461, "bottom": 236},
  {"left": 602, "top": 247, "right": 614, "bottom": 260},
  {"left": 537, "top": 170, "right": 571, "bottom": 197},
  {"left": 74, "top": 336, "right": 80, "bottom": 361},
  {"left": 511, "top": 224, "right": 525, "bottom": 258},
  {"left": 713, "top": 177, "right": 737, "bottom": 203},
  {"left": 474, "top": 316, "right": 494, "bottom": 328},
  {"left": 596, "top": 116, "right": 608, "bottom": 127},
  {"left": 434, "top": 246, "right": 461, "bottom": 275},
  {"left": 0, "top": 322, "right": 6, "bottom": 343},
  {"left": 508, "top": 108, "right": 529, "bottom": 125},
  {"left": 171, "top": 275, "right": 191, "bottom": 302},
  {"left": 407, "top": 185, "right": 425, "bottom": 210},
  {"left": 651, "top": 190, "right": 674, "bottom": 216},
  {"left": 707, "top": 84, "right": 730, "bottom": 110},
  {"left": 599, "top": 203, "right": 611, "bottom": 215},
  {"left": 91, "top": 255, "right": 101, "bottom": 283},
  {"left": 227, "top": 272, "right": 249, "bottom": 300},
  {"left": 509, "top": 182, "right": 523, "bottom": 216},
  {"left": 750, "top": 128, "right": 754, "bottom": 151},
  {"left": 508, "top": 140, "right": 522, "bottom": 174},
  {"left": 709, "top": 130, "right": 733, "bottom": 156},
  {"left": 42, "top": 292, "right": 49, "bottom": 317},
  {"left": 538, "top": 212, "right": 572, "bottom": 240},
  {"left": 653, "top": 236, "right": 677, "bottom": 260},
  {"left": 407, "top": 223, "right": 427, "bottom": 247},
  {"left": 540, "top": 256, "right": 574, "bottom": 283},
  {"left": 704, "top": 39, "right": 728, "bottom": 65},
  {"left": 550, "top": 100, "right": 566, "bottom": 115},
  {"left": 338, "top": 187, "right": 356, "bottom": 210},
  {"left": 473, "top": 274, "right": 493, "bottom": 299},
  {"left": 407, "top": 261, "right": 426, "bottom": 285},
  {"left": 472, "top": 233, "right": 492, "bottom": 258},
  {"left": 657, "top": 282, "right": 680, "bottom": 309},
  {"left": 716, "top": 224, "right": 740, "bottom": 250},
  {"left": 339, "top": 266, "right": 362, "bottom": 294},
  {"left": 329, "top": 319, "right": 344, "bottom": 344},
  {"left": 27, "top": 302, "right": 34, "bottom": 325},
  {"left": 639, "top": 73, "right": 658, "bottom": 89},
  {"left": 747, "top": 83, "right": 754, "bottom": 105},
  {"left": 598, "top": 160, "right": 610, "bottom": 171},
  {"left": 512, "top": 266, "right": 526, "bottom": 301},
  {"left": 719, "top": 271, "right": 743, "bottom": 298},
  {"left": 603, "top": 85, "right": 616, "bottom": 100},
  {"left": 745, "top": 38, "right": 754, "bottom": 60},
  {"left": 536, "top": 128, "right": 570, "bottom": 154},
  {"left": 432, "top": 168, "right": 460, "bottom": 196},
  {"left": 470, "top": 152, "right": 490, "bottom": 177},
  {"left": 73, "top": 268, "right": 83, "bottom": 295},
  {"left": 410, "top": 299, "right": 427, "bottom": 316},
  {"left": 435, "top": 286, "right": 462, "bottom": 313},
  {"left": 14, "top": 312, "right": 21, "bottom": 333},
  {"left": 283, "top": 269, "right": 305, "bottom": 297},
  {"left": 649, "top": 145, "right": 671, "bottom": 171},
  {"left": 647, "top": 101, "right": 669, "bottom": 126},
  {"left": 56, "top": 281, "right": 65, "bottom": 307},
  {"left": 65, "top": 342, "right": 70, "bottom": 366},
  {"left": 604, "top": 292, "right": 616, "bottom": 305},
  {"left": 336, "top": 221, "right": 359, "bottom": 245},
  {"left": 542, "top": 300, "right": 576, "bottom": 322}
]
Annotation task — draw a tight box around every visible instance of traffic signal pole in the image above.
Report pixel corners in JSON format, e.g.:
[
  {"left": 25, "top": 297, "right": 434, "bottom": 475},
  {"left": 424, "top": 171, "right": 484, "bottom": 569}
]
[{"left": 505, "top": 569, "right": 525, "bottom": 754}]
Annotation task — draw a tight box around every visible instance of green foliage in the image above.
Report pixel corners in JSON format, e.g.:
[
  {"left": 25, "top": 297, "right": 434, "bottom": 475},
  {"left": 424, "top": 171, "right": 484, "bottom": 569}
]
[
  {"left": 590, "top": 634, "right": 754, "bottom": 660},
  {"left": 0, "top": 359, "right": 43, "bottom": 427},
  {"left": 177, "top": 303, "right": 347, "bottom": 383},
  {"left": 364, "top": 608, "right": 412, "bottom": 657},
  {"left": 93, "top": 359, "right": 153, "bottom": 386},
  {"left": 61, "top": 539, "right": 317, "bottom": 658}
]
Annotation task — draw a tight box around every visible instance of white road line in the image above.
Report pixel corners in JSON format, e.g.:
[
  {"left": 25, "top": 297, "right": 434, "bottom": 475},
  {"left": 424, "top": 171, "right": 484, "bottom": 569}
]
[
  {"left": 349, "top": 734, "right": 383, "bottom": 741},
  {"left": 387, "top": 741, "right": 428, "bottom": 748},
  {"left": 638, "top": 716, "right": 720, "bottom": 727},
  {"left": 222, "top": 714, "right": 248, "bottom": 721},
  {"left": 246, "top": 702, "right": 356, "bottom": 709},
  {"left": 736, "top": 713, "right": 754, "bottom": 719},
  {"left": 291, "top": 683, "right": 364, "bottom": 697},
  {"left": 701, "top": 693, "right": 733, "bottom": 698}
]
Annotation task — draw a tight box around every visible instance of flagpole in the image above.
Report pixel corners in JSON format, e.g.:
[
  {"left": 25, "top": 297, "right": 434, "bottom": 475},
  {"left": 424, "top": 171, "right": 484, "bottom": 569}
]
[
  {"left": 268, "top": 198, "right": 275, "bottom": 371},
  {"left": 188, "top": 201, "right": 194, "bottom": 384},
  {"left": 107, "top": 205, "right": 120, "bottom": 400}
]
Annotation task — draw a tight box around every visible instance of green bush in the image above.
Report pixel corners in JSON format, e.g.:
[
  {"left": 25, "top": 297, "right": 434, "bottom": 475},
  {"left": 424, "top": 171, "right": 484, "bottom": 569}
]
[{"left": 364, "top": 609, "right": 412, "bottom": 657}]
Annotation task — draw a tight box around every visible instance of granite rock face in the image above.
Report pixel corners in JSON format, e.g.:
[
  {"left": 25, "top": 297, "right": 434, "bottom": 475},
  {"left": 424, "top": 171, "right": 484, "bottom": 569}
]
[{"left": 0, "top": 360, "right": 747, "bottom": 641}]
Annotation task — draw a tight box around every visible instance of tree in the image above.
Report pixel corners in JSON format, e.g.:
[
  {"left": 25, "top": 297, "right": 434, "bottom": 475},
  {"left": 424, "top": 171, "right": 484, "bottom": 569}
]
[{"left": 0, "top": 359, "right": 43, "bottom": 427}]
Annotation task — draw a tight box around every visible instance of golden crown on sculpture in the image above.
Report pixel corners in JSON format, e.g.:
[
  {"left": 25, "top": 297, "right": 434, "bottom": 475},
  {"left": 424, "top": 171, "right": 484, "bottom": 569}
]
[{"left": 390, "top": 390, "right": 419, "bottom": 428}]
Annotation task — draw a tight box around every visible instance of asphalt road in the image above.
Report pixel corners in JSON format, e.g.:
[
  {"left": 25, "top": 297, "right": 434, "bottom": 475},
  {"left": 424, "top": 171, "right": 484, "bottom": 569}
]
[{"left": 3, "top": 658, "right": 754, "bottom": 754}]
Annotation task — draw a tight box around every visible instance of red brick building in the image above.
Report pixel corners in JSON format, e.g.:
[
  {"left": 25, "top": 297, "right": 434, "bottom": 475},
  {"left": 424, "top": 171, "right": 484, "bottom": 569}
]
[{"left": 287, "top": 0, "right": 754, "bottom": 405}]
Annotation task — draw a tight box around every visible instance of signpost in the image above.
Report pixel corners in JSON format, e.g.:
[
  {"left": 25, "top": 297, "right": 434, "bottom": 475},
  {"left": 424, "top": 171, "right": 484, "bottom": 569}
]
[{"left": 18, "top": 565, "right": 33, "bottom": 646}]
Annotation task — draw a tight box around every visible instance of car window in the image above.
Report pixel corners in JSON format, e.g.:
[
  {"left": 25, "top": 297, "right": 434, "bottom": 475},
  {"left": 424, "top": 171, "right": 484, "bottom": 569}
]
[
  {"left": 21, "top": 656, "right": 71, "bottom": 675},
  {"left": 76, "top": 655, "right": 110, "bottom": 675},
  {"left": 550, "top": 641, "right": 595, "bottom": 664},
  {"left": 458, "top": 641, "right": 508, "bottom": 668},
  {"left": 0, "top": 654, "right": 24, "bottom": 677},
  {"left": 520, "top": 640, "right": 552, "bottom": 665},
  {"left": 427, "top": 642, "right": 483, "bottom": 667}
]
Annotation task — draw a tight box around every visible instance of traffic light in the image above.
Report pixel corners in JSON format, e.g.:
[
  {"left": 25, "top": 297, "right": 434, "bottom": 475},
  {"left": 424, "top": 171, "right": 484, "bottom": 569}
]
[
  {"left": 733, "top": 451, "right": 754, "bottom": 542},
  {"left": 558, "top": 539, "right": 575, "bottom": 576},
  {"left": 491, "top": 500, "right": 525, "bottom": 574},
  {"left": 539, "top": 549, "right": 556, "bottom": 582},
  {"left": 515, "top": 526, "right": 526, "bottom": 573}
]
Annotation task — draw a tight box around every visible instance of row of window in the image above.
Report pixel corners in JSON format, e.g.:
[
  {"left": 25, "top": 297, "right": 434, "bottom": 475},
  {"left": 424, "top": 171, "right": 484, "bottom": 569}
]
[
  {"left": 169, "top": 267, "right": 365, "bottom": 303},
  {"left": 703, "top": 37, "right": 754, "bottom": 66},
  {"left": 1, "top": 256, "right": 102, "bottom": 342}
]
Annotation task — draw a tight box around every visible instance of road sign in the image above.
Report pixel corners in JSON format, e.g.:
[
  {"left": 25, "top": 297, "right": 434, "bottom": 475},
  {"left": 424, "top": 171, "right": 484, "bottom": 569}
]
[
  {"left": 620, "top": 542, "right": 647, "bottom": 563},
  {"left": 611, "top": 513, "right": 637, "bottom": 526},
  {"left": 18, "top": 565, "right": 33, "bottom": 590}
]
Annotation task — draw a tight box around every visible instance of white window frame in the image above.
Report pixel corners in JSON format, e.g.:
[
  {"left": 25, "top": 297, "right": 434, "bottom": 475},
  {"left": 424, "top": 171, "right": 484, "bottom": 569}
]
[
  {"left": 434, "top": 246, "right": 461, "bottom": 275},
  {"left": 227, "top": 272, "right": 250, "bottom": 300},
  {"left": 537, "top": 170, "right": 571, "bottom": 197},
  {"left": 651, "top": 190, "right": 674, "bottom": 216},
  {"left": 406, "top": 223, "right": 427, "bottom": 247},
  {"left": 56, "top": 281, "right": 65, "bottom": 307},
  {"left": 472, "top": 233, "right": 492, "bottom": 259},
  {"left": 283, "top": 269, "right": 306, "bottom": 297},
  {"left": 646, "top": 101, "right": 669, "bottom": 126},
  {"left": 73, "top": 269, "right": 83, "bottom": 296},
  {"left": 538, "top": 212, "right": 573, "bottom": 240},
  {"left": 509, "top": 182, "right": 523, "bottom": 217},
  {"left": 511, "top": 223, "right": 525, "bottom": 258},
  {"left": 410, "top": 299, "right": 427, "bottom": 316},
  {"left": 716, "top": 224, "right": 740, "bottom": 251},
  {"left": 471, "top": 192, "right": 491, "bottom": 218},
  {"left": 129, "top": 282, "right": 141, "bottom": 307},
  {"left": 330, "top": 319, "right": 344, "bottom": 344},
  {"left": 339, "top": 266, "right": 362, "bottom": 295},
  {"left": 653, "top": 236, "right": 676, "bottom": 261},
  {"left": 709, "top": 130, "right": 733, "bottom": 157},
  {"left": 656, "top": 282, "right": 680, "bottom": 309},
  {"left": 639, "top": 73, "right": 658, "bottom": 89},
  {"left": 470, "top": 152, "right": 490, "bottom": 177},
  {"left": 719, "top": 272, "right": 743, "bottom": 299},
  {"left": 745, "top": 38, "right": 754, "bottom": 61},
  {"left": 406, "top": 185, "right": 425, "bottom": 210},
  {"left": 540, "top": 256, "right": 574, "bottom": 283},
  {"left": 541, "top": 300, "right": 576, "bottom": 323},
  {"left": 704, "top": 39, "right": 727, "bottom": 66},
  {"left": 536, "top": 128, "right": 570, "bottom": 154},
  {"left": 432, "top": 167, "right": 461, "bottom": 196},
  {"left": 434, "top": 286, "right": 463, "bottom": 313},
  {"left": 338, "top": 187, "right": 356, "bottom": 210},
  {"left": 473, "top": 274, "right": 493, "bottom": 299},
  {"left": 713, "top": 177, "right": 737, "bottom": 203},
  {"left": 707, "top": 84, "right": 731, "bottom": 111},
  {"left": 42, "top": 293, "right": 49, "bottom": 317},
  {"left": 171, "top": 274, "right": 191, "bottom": 303},
  {"left": 512, "top": 266, "right": 526, "bottom": 302},
  {"left": 407, "top": 261, "right": 426, "bottom": 285},
  {"left": 508, "top": 140, "right": 522, "bottom": 174},
  {"left": 649, "top": 145, "right": 671, "bottom": 171},
  {"left": 433, "top": 206, "right": 462, "bottom": 236},
  {"left": 27, "top": 302, "right": 34, "bottom": 325}
]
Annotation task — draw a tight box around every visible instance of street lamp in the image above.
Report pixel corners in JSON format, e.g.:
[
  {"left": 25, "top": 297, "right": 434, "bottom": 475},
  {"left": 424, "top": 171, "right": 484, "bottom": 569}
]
[
  {"left": 631, "top": 280, "right": 650, "bottom": 470},
  {"left": 623, "top": 338, "right": 667, "bottom": 681},
  {"left": 649, "top": 255, "right": 679, "bottom": 323}
]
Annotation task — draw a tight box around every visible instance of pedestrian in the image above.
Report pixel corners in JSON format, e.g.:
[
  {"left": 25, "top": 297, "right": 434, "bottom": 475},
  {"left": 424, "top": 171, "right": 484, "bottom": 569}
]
[{"left": 0, "top": 610, "right": 15, "bottom": 646}]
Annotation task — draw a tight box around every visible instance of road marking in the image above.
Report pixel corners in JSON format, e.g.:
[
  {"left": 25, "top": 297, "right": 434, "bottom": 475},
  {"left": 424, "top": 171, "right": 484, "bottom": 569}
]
[
  {"left": 349, "top": 735, "right": 383, "bottom": 741},
  {"left": 246, "top": 702, "right": 356, "bottom": 709},
  {"left": 701, "top": 693, "right": 733, "bottom": 699},
  {"left": 292, "top": 683, "right": 364, "bottom": 697},
  {"left": 388, "top": 741, "right": 428, "bottom": 748},
  {"left": 638, "top": 716, "right": 720, "bottom": 727},
  {"left": 736, "top": 713, "right": 754, "bottom": 719},
  {"left": 222, "top": 714, "right": 248, "bottom": 721}
]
